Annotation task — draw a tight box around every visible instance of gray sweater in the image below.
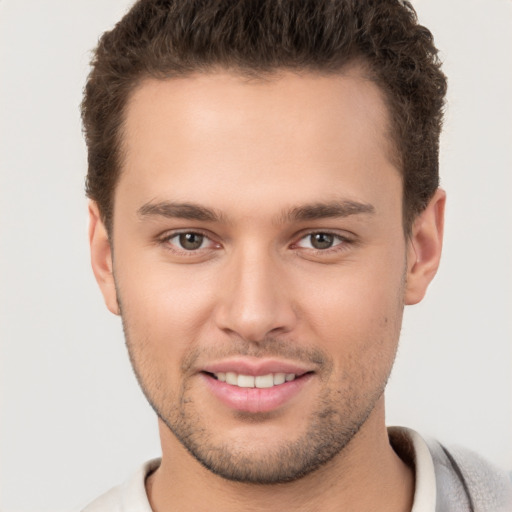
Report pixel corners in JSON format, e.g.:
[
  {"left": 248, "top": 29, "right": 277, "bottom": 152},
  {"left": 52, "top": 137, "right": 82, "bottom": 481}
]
[{"left": 426, "top": 438, "right": 512, "bottom": 512}]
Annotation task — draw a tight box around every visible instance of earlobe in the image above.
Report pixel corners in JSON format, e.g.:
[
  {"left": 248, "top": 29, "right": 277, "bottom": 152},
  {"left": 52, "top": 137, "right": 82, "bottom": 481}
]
[
  {"left": 404, "top": 188, "right": 446, "bottom": 305},
  {"left": 88, "top": 201, "right": 120, "bottom": 315}
]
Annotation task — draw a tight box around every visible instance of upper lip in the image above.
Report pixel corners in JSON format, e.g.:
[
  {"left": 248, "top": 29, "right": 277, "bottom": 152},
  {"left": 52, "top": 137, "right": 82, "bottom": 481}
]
[{"left": 201, "top": 358, "right": 314, "bottom": 377}]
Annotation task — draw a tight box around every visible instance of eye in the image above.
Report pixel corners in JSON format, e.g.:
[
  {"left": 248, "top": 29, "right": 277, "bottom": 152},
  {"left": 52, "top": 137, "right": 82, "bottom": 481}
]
[
  {"left": 296, "top": 232, "right": 345, "bottom": 250},
  {"left": 165, "top": 232, "right": 214, "bottom": 251},
  {"left": 178, "top": 233, "right": 205, "bottom": 250}
]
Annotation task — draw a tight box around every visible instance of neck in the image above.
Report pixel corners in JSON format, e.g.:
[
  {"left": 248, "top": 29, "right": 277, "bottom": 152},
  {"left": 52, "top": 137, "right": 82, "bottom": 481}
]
[{"left": 146, "top": 399, "right": 414, "bottom": 512}]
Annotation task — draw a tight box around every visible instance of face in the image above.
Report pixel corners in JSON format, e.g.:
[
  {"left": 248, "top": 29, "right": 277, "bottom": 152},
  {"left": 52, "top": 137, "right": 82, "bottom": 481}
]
[{"left": 90, "top": 69, "right": 443, "bottom": 483}]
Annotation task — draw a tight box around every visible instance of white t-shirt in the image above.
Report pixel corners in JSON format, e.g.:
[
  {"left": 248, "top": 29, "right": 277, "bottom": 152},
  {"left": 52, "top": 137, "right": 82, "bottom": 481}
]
[{"left": 81, "top": 427, "right": 437, "bottom": 512}]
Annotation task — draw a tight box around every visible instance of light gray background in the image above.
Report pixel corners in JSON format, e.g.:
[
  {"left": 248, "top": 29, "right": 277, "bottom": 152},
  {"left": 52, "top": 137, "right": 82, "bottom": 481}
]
[{"left": 1, "top": 1, "right": 511, "bottom": 511}]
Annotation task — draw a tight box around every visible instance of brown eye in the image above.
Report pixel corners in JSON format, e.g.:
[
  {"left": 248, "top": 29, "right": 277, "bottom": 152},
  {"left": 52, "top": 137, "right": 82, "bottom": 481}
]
[
  {"left": 310, "top": 233, "right": 334, "bottom": 249},
  {"left": 295, "top": 232, "right": 346, "bottom": 252},
  {"left": 178, "top": 233, "right": 205, "bottom": 250}
]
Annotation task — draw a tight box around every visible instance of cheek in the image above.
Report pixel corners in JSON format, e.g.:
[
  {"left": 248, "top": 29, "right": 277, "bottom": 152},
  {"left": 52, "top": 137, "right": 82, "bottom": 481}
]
[
  {"left": 302, "top": 278, "right": 403, "bottom": 399},
  {"left": 295, "top": 253, "right": 405, "bottom": 359},
  {"left": 115, "top": 267, "right": 219, "bottom": 399},
  {"left": 115, "top": 257, "right": 219, "bottom": 350}
]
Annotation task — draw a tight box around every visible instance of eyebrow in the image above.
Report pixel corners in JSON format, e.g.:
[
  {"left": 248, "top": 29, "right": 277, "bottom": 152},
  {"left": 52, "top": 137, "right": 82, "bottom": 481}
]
[
  {"left": 282, "top": 200, "right": 375, "bottom": 222},
  {"left": 137, "top": 199, "right": 375, "bottom": 224},
  {"left": 137, "top": 201, "right": 224, "bottom": 222}
]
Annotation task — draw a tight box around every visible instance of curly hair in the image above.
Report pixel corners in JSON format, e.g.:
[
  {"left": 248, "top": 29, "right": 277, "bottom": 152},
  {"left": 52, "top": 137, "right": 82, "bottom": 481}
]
[{"left": 81, "top": 0, "right": 447, "bottom": 234}]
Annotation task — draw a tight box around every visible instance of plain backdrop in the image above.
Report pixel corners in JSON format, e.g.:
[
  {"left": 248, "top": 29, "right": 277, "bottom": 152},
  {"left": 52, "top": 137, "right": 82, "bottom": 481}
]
[{"left": 0, "top": 1, "right": 511, "bottom": 511}]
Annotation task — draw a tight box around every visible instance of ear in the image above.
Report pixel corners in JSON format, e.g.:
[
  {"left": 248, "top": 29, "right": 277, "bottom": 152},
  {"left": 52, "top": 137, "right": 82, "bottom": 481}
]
[
  {"left": 88, "top": 201, "right": 120, "bottom": 315},
  {"left": 404, "top": 188, "right": 446, "bottom": 305}
]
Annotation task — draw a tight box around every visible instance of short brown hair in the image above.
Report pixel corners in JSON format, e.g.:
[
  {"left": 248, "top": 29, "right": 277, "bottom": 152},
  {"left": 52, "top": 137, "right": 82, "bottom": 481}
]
[{"left": 81, "top": 0, "right": 447, "bottom": 234}]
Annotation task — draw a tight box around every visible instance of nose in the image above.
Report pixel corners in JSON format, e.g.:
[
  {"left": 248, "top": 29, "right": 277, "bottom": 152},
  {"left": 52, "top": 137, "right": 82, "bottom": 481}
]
[{"left": 214, "top": 247, "right": 297, "bottom": 342}]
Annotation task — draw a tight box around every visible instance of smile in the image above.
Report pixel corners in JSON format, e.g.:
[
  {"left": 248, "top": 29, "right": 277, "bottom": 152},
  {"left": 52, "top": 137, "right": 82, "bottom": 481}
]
[
  {"left": 202, "top": 370, "right": 313, "bottom": 413},
  {"left": 212, "top": 372, "right": 297, "bottom": 388}
]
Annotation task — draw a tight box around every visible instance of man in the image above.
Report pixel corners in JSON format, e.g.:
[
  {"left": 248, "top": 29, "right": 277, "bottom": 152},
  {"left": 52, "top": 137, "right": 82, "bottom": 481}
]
[{"left": 81, "top": 0, "right": 512, "bottom": 511}]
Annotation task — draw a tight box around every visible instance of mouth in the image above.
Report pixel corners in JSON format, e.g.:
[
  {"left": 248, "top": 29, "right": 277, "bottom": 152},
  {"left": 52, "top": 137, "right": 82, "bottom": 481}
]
[
  {"left": 206, "top": 371, "right": 300, "bottom": 388},
  {"left": 200, "top": 368, "right": 314, "bottom": 413}
]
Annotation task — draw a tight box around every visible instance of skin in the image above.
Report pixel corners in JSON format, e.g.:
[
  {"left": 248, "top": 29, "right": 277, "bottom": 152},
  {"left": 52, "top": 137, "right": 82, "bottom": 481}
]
[{"left": 89, "top": 68, "right": 445, "bottom": 512}]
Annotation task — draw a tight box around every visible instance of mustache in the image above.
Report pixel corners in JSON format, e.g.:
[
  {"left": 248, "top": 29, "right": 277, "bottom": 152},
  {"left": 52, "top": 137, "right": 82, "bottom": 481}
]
[
  {"left": 117, "top": 298, "right": 334, "bottom": 375},
  {"left": 180, "top": 337, "right": 332, "bottom": 374}
]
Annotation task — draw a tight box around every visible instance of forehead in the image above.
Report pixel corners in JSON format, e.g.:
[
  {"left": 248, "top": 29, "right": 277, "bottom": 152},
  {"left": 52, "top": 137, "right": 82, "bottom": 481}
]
[{"left": 117, "top": 69, "right": 400, "bottom": 220}]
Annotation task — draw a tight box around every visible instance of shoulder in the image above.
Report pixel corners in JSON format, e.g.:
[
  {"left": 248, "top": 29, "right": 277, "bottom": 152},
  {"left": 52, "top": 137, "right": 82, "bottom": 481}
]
[
  {"left": 81, "top": 459, "right": 161, "bottom": 512},
  {"left": 425, "top": 437, "right": 512, "bottom": 512},
  {"left": 81, "top": 484, "right": 124, "bottom": 512},
  {"left": 389, "top": 426, "right": 512, "bottom": 512}
]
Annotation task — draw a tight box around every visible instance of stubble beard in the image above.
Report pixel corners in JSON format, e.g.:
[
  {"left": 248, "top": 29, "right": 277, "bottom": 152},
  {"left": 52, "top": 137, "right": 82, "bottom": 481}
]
[
  {"left": 121, "top": 323, "right": 396, "bottom": 484},
  {"left": 115, "top": 258, "right": 406, "bottom": 485},
  {"left": 159, "top": 383, "right": 384, "bottom": 484}
]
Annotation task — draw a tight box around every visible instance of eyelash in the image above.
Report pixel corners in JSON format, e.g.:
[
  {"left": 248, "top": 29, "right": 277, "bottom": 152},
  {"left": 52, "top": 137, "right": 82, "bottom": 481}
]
[
  {"left": 158, "top": 230, "right": 219, "bottom": 256},
  {"left": 157, "top": 230, "right": 354, "bottom": 256},
  {"left": 292, "top": 231, "right": 353, "bottom": 255}
]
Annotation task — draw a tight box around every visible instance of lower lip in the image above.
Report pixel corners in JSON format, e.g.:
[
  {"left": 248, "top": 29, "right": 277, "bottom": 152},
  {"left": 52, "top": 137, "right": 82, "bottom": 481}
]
[{"left": 201, "top": 373, "right": 313, "bottom": 413}]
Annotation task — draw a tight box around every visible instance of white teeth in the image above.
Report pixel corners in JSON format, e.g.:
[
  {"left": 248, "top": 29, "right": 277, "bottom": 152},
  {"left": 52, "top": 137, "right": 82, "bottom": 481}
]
[
  {"left": 237, "top": 375, "right": 255, "bottom": 388},
  {"left": 213, "top": 371, "right": 298, "bottom": 388},
  {"left": 255, "top": 374, "right": 274, "bottom": 388},
  {"left": 273, "top": 373, "right": 286, "bottom": 385},
  {"left": 226, "top": 372, "right": 238, "bottom": 385}
]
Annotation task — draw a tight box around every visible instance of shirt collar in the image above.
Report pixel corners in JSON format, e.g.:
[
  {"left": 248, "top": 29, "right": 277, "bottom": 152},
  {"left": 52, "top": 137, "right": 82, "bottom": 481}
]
[{"left": 389, "top": 426, "right": 437, "bottom": 512}]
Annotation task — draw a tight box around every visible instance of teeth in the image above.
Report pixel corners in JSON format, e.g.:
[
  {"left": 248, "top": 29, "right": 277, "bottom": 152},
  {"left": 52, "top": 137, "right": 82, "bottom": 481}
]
[
  {"left": 213, "top": 371, "right": 297, "bottom": 388},
  {"left": 226, "top": 372, "right": 238, "bottom": 385},
  {"left": 255, "top": 374, "right": 273, "bottom": 388},
  {"left": 273, "top": 373, "right": 286, "bottom": 385},
  {"left": 237, "top": 375, "right": 255, "bottom": 388}
]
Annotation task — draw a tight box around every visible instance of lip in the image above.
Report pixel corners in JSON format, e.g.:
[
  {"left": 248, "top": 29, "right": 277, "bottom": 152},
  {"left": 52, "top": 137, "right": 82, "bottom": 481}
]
[
  {"left": 201, "top": 357, "right": 313, "bottom": 377},
  {"left": 200, "top": 358, "right": 314, "bottom": 413}
]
